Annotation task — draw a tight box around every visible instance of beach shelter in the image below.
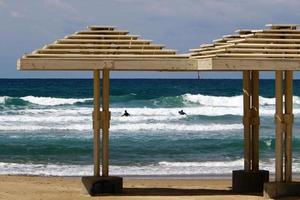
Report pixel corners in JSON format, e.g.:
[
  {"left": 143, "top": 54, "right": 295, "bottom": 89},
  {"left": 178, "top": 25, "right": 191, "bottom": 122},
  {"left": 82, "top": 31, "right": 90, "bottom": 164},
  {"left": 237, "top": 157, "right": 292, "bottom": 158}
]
[
  {"left": 18, "top": 24, "right": 300, "bottom": 198},
  {"left": 18, "top": 26, "right": 193, "bottom": 195},
  {"left": 190, "top": 24, "right": 300, "bottom": 198}
]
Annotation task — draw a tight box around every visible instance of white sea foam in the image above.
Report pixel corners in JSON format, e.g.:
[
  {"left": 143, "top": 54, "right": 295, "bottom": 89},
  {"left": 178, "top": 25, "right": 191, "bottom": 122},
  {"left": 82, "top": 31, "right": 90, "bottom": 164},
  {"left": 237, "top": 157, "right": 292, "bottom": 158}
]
[
  {"left": 1, "top": 94, "right": 300, "bottom": 108},
  {"left": 183, "top": 93, "right": 300, "bottom": 107},
  {"left": 20, "top": 96, "right": 92, "bottom": 106},
  {"left": 0, "top": 122, "right": 242, "bottom": 132},
  {"left": 1, "top": 160, "right": 300, "bottom": 176},
  {"left": 0, "top": 96, "right": 9, "bottom": 104}
]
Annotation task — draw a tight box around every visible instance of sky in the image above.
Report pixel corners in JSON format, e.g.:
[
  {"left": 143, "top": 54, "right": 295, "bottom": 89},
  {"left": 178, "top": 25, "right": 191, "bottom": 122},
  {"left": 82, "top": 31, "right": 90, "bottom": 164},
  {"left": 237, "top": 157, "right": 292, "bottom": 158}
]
[{"left": 0, "top": 0, "right": 300, "bottom": 79}]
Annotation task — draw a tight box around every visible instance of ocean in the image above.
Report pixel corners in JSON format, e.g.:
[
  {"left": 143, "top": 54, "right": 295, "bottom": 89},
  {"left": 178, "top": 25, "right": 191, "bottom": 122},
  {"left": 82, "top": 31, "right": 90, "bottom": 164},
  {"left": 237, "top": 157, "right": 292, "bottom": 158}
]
[{"left": 1, "top": 79, "right": 300, "bottom": 177}]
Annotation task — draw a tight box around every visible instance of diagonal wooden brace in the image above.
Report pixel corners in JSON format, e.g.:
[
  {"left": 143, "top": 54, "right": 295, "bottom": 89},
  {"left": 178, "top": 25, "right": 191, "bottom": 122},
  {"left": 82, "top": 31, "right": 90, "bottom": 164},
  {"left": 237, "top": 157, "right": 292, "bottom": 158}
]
[
  {"left": 274, "top": 113, "right": 294, "bottom": 131},
  {"left": 274, "top": 114, "right": 284, "bottom": 124}
]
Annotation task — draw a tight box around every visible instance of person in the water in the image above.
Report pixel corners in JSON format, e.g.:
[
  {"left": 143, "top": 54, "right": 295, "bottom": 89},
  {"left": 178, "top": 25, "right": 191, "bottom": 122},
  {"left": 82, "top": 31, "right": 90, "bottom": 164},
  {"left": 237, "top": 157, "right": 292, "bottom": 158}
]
[
  {"left": 122, "top": 110, "right": 130, "bottom": 117},
  {"left": 178, "top": 110, "right": 186, "bottom": 115}
]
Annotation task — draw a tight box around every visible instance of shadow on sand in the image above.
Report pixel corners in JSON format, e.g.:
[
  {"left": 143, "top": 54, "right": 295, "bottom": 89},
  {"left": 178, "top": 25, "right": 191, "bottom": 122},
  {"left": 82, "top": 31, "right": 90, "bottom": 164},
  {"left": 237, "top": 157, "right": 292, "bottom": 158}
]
[{"left": 119, "top": 187, "right": 260, "bottom": 196}]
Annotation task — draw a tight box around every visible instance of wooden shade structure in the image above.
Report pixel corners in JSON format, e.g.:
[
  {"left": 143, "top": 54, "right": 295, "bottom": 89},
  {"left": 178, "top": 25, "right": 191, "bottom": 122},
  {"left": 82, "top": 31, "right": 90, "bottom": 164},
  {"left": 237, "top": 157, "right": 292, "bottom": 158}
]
[
  {"left": 190, "top": 24, "right": 300, "bottom": 70},
  {"left": 18, "top": 26, "right": 194, "bottom": 71},
  {"left": 18, "top": 24, "right": 300, "bottom": 198}
]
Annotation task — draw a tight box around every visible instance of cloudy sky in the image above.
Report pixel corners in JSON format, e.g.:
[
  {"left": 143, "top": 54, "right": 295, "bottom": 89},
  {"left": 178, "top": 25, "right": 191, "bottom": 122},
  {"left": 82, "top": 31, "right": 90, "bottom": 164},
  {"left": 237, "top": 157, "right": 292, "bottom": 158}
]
[{"left": 1, "top": 0, "right": 300, "bottom": 78}]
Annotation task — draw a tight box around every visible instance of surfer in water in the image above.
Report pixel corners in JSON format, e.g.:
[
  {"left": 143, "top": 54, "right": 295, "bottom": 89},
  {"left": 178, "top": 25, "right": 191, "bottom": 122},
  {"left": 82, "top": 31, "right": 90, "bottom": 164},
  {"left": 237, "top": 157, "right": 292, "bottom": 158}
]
[
  {"left": 122, "top": 110, "right": 130, "bottom": 117},
  {"left": 178, "top": 110, "right": 186, "bottom": 115}
]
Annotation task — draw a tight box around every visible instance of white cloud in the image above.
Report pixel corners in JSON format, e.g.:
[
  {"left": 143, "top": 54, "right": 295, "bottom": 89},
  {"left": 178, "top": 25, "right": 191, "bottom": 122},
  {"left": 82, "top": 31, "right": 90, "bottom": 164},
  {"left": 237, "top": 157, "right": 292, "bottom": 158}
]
[
  {"left": 0, "top": 0, "right": 5, "bottom": 7},
  {"left": 43, "top": 0, "right": 77, "bottom": 13},
  {"left": 10, "top": 10, "right": 24, "bottom": 18}
]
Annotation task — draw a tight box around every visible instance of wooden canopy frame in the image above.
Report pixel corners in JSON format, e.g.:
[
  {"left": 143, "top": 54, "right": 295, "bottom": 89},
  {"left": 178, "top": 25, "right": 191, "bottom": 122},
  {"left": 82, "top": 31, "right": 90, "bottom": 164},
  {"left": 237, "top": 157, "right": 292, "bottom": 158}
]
[{"left": 17, "top": 24, "right": 300, "bottom": 198}]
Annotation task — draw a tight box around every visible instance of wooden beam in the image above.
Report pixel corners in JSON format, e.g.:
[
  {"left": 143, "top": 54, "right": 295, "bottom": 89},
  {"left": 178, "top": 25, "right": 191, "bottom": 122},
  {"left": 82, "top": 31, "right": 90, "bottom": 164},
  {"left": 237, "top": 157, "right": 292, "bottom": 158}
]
[
  {"left": 210, "top": 58, "right": 300, "bottom": 71},
  {"left": 102, "top": 69, "right": 110, "bottom": 177},
  {"left": 243, "top": 70, "right": 251, "bottom": 171},
  {"left": 18, "top": 58, "right": 196, "bottom": 71},
  {"left": 93, "top": 70, "right": 101, "bottom": 176},
  {"left": 275, "top": 70, "right": 284, "bottom": 182},
  {"left": 251, "top": 71, "right": 260, "bottom": 171},
  {"left": 285, "top": 70, "right": 293, "bottom": 182}
]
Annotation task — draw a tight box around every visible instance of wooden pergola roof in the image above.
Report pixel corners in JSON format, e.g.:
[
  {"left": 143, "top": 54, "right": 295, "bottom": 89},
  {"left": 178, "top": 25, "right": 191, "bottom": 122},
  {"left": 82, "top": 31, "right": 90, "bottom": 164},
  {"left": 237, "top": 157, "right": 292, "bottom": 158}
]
[
  {"left": 18, "top": 24, "right": 300, "bottom": 71},
  {"left": 190, "top": 24, "right": 300, "bottom": 70},
  {"left": 18, "top": 26, "right": 195, "bottom": 71}
]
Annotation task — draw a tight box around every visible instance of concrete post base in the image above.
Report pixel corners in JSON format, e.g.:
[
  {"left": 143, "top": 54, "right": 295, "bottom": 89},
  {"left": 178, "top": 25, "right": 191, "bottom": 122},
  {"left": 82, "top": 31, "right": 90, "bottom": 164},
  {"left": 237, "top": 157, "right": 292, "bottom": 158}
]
[
  {"left": 264, "top": 182, "right": 300, "bottom": 199},
  {"left": 232, "top": 170, "right": 269, "bottom": 193},
  {"left": 81, "top": 176, "right": 123, "bottom": 196}
]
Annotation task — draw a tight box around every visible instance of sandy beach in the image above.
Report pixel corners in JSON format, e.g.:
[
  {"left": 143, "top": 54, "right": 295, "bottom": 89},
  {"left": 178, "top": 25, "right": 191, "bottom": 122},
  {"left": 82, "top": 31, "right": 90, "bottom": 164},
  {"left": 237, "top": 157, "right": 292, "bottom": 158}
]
[{"left": 0, "top": 175, "right": 297, "bottom": 200}]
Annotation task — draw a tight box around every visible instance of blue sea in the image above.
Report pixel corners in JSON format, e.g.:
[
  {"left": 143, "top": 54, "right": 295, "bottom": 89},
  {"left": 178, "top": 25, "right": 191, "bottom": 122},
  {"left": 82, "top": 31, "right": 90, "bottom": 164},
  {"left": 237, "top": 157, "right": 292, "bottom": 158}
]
[{"left": 1, "top": 79, "right": 300, "bottom": 176}]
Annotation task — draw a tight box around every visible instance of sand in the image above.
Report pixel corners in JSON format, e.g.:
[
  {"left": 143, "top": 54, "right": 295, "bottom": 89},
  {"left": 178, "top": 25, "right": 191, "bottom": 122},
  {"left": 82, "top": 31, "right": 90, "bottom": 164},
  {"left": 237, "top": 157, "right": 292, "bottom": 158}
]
[{"left": 0, "top": 175, "right": 298, "bottom": 200}]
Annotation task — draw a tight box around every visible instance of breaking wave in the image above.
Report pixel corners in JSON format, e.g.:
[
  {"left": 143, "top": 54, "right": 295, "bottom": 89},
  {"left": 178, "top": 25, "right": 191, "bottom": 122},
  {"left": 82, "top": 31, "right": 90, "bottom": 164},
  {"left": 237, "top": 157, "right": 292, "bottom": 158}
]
[{"left": 1, "top": 159, "right": 300, "bottom": 176}]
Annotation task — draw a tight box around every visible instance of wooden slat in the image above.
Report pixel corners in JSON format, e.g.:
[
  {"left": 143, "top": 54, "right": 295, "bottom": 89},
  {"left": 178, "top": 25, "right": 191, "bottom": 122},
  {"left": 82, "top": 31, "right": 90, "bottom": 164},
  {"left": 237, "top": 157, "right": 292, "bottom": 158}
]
[
  {"left": 57, "top": 39, "right": 152, "bottom": 44},
  {"left": 88, "top": 26, "right": 115, "bottom": 31},
  {"left": 200, "top": 44, "right": 215, "bottom": 48},
  {"left": 214, "top": 53, "right": 300, "bottom": 58},
  {"left": 191, "top": 48, "right": 226, "bottom": 56},
  {"left": 25, "top": 54, "right": 184, "bottom": 58},
  {"left": 192, "top": 47, "right": 300, "bottom": 56},
  {"left": 67, "top": 34, "right": 139, "bottom": 39},
  {"left": 220, "top": 48, "right": 300, "bottom": 54},
  {"left": 261, "top": 29, "right": 300, "bottom": 34},
  {"left": 266, "top": 24, "right": 298, "bottom": 30},
  {"left": 190, "top": 44, "right": 234, "bottom": 52},
  {"left": 77, "top": 30, "right": 129, "bottom": 35},
  {"left": 213, "top": 36, "right": 246, "bottom": 43},
  {"left": 192, "top": 48, "right": 300, "bottom": 57},
  {"left": 254, "top": 33, "right": 300, "bottom": 38},
  {"left": 235, "top": 43, "right": 300, "bottom": 48},
  {"left": 229, "top": 38, "right": 300, "bottom": 43},
  {"left": 37, "top": 49, "right": 176, "bottom": 54},
  {"left": 47, "top": 43, "right": 165, "bottom": 49}
]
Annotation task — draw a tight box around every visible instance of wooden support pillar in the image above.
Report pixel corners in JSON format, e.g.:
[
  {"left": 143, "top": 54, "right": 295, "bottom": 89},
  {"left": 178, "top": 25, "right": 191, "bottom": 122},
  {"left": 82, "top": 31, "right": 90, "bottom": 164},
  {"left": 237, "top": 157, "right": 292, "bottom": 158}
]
[
  {"left": 275, "top": 71, "right": 284, "bottom": 182},
  {"left": 284, "top": 71, "right": 293, "bottom": 182},
  {"left": 233, "top": 70, "right": 267, "bottom": 194},
  {"left": 93, "top": 70, "right": 101, "bottom": 176},
  {"left": 82, "top": 69, "right": 122, "bottom": 196},
  {"left": 252, "top": 71, "right": 259, "bottom": 172},
  {"left": 102, "top": 69, "right": 110, "bottom": 177},
  {"left": 243, "top": 71, "right": 251, "bottom": 171},
  {"left": 264, "top": 70, "right": 296, "bottom": 198},
  {"left": 242, "top": 70, "right": 260, "bottom": 171}
]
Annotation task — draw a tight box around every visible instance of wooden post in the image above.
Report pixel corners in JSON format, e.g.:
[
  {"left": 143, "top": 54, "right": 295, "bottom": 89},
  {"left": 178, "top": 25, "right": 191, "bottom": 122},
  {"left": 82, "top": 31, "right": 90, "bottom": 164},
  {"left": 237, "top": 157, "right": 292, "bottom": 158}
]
[
  {"left": 252, "top": 71, "right": 259, "bottom": 171},
  {"left": 93, "top": 70, "right": 101, "bottom": 176},
  {"left": 275, "top": 71, "right": 284, "bottom": 182},
  {"left": 102, "top": 69, "right": 110, "bottom": 177},
  {"left": 285, "top": 71, "right": 293, "bottom": 182},
  {"left": 243, "top": 71, "right": 251, "bottom": 171}
]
